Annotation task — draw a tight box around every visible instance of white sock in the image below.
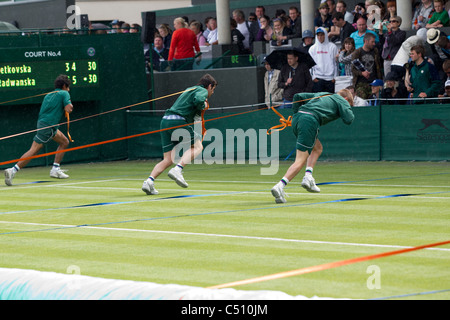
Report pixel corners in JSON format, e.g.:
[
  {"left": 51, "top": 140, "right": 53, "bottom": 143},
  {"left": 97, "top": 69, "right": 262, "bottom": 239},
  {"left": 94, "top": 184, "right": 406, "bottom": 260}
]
[
  {"left": 52, "top": 163, "right": 60, "bottom": 170},
  {"left": 305, "top": 167, "right": 313, "bottom": 175},
  {"left": 13, "top": 164, "right": 20, "bottom": 173}
]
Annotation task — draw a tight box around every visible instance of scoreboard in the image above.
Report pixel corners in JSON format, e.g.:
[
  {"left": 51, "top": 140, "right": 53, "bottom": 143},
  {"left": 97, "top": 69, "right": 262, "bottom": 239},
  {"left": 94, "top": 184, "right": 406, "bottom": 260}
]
[{"left": 0, "top": 46, "right": 99, "bottom": 92}]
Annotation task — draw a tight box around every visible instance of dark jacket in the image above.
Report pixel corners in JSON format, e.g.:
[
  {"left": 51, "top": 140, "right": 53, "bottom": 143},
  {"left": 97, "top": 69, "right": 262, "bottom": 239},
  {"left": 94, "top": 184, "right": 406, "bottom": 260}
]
[
  {"left": 277, "top": 62, "right": 313, "bottom": 101},
  {"left": 380, "top": 29, "right": 407, "bottom": 60}
]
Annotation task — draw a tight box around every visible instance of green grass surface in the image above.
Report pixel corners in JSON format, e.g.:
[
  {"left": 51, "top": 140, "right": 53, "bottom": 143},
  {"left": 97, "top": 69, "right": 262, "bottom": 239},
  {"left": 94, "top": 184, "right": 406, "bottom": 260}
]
[{"left": 0, "top": 160, "right": 449, "bottom": 300}]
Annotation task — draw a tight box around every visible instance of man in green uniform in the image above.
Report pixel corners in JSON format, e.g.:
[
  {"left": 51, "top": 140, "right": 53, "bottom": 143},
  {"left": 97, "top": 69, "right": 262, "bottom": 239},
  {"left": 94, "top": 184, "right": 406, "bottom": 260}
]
[
  {"left": 4, "top": 75, "right": 74, "bottom": 186},
  {"left": 142, "top": 74, "right": 218, "bottom": 195},
  {"left": 271, "top": 89, "right": 354, "bottom": 203}
]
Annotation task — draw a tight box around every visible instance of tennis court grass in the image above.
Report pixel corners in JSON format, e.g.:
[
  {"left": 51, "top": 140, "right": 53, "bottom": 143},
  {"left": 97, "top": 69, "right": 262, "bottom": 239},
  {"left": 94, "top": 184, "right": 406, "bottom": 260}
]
[{"left": 0, "top": 160, "right": 449, "bottom": 300}]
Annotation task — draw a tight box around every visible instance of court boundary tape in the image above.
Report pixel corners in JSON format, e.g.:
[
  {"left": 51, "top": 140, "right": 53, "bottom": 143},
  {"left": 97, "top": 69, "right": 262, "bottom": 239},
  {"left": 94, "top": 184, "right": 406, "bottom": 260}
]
[{"left": 206, "top": 239, "right": 450, "bottom": 289}]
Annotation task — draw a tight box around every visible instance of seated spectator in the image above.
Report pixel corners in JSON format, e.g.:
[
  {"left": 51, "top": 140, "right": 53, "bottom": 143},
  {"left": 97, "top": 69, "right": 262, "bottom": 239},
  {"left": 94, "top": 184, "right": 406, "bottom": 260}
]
[
  {"left": 205, "top": 18, "right": 218, "bottom": 45},
  {"left": 331, "top": 11, "right": 356, "bottom": 45},
  {"left": 336, "top": 0, "right": 355, "bottom": 24},
  {"left": 412, "top": 0, "right": 434, "bottom": 30},
  {"left": 263, "top": 59, "right": 284, "bottom": 108},
  {"left": 203, "top": 17, "right": 213, "bottom": 39},
  {"left": 315, "top": 2, "right": 333, "bottom": 32},
  {"left": 300, "top": 29, "right": 315, "bottom": 51},
  {"left": 438, "top": 79, "right": 450, "bottom": 103},
  {"left": 190, "top": 20, "right": 206, "bottom": 46},
  {"left": 380, "top": 72, "right": 408, "bottom": 104},
  {"left": 426, "top": 0, "right": 450, "bottom": 28},
  {"left": 368, "top": 79, "right": 383, "bottom": 105},
  {"left": 380, "top": 16, "right": 406, "bottom": 77},
  {"left": 271, "top": 18, "right": 292, "bottom": 47},
  {"left": 346, "top": 85, "right": 369, "bottom": 106},
  {"left": 338, "top": 37, "right": 356, "bottom": 76},
  {"left": 255, "top": 15, "right": 273, "bottom": 42}
]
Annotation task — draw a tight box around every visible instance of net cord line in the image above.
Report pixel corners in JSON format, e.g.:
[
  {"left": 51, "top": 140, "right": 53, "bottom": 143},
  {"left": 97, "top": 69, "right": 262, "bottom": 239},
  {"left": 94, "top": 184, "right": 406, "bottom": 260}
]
[
  {"left": 0, "top": 91, "right": 329, "bottom": 167},
  {"left": 206, "top": 240, "right": 450, "bottom": 289}
]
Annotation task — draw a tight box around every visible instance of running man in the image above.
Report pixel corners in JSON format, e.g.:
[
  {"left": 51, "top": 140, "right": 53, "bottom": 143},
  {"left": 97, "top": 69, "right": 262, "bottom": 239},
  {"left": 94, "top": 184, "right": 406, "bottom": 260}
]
[
  {"left": 142, "top": 73, "right": 218, "bottom": 195},
  {"left": 4, "top": 75, "right": 74, "bottom": 186},
  {"left": 271, "top": 89, "right": 354, "bottom": 203}
]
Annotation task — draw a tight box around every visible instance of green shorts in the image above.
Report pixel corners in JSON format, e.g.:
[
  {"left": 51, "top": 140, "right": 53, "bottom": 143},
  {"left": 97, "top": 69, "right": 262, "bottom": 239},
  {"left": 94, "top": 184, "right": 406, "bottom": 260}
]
[
  {"left": 292, "top": 112, "right": 320, "bottom": 154},
  {"left": 160, "top": 117, "right": 201, "bottom": 153},
  {"left": 33, "top": 121, "right": 58, "bottom": 144}
]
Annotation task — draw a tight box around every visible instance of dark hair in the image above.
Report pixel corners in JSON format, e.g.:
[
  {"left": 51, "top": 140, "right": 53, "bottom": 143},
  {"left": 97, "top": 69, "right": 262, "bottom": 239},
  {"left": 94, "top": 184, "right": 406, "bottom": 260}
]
[
  {"left": 333, "top": 12, "right": 345, "bottom": 20},
  {"left": 198, "top": 74, "right": 218, "bottom": 88},
  {"left": 54, "top": 75, "right": 71, "bottom": 89},
  {"left": 411, "top": 44, "right": 425, "bottom": 58}
]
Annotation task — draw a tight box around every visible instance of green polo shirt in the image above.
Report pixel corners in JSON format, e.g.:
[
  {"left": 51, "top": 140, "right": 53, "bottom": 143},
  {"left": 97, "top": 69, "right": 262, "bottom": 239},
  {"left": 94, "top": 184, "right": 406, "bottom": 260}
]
[
  {"left": 164, "top": 86, "right": 208, "bottom": 123},
  {"left": 37, "top": 89, "right": 72, "bottom": 126}
]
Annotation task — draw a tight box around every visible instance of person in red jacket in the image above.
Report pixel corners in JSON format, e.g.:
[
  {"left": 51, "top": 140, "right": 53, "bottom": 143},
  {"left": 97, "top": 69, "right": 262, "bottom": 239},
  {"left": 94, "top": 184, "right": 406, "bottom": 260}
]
[{"left": 168, "top": 17, "right": 201, "bottom": 71}]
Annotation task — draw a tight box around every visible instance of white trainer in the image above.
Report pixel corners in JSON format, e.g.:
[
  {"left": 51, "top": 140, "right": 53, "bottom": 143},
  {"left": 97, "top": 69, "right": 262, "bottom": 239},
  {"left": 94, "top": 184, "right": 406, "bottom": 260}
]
[
  {"left": 142, "top": 179, "right": 158, "bottom": 195},
  {"left": 168, "top": 167, "right": 188, "bottom": 188},
  {"left": 4, "top": 168, "right": 16, "bottom": 186},
  {"left": 301, "top": 175, "right": 320, "bottom": 193},
  {"left": 271, "top": 183, "right": 287, "bottom": 203},
  {"left": 50, "top": 168, "right": 69, "bottom": 179}
]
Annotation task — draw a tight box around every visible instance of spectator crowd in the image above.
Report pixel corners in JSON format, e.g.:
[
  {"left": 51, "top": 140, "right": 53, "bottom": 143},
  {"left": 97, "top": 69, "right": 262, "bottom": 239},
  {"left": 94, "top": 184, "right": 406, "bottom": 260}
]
[{"left": 107, "top": 0, "right": 450, "bottom": 106}]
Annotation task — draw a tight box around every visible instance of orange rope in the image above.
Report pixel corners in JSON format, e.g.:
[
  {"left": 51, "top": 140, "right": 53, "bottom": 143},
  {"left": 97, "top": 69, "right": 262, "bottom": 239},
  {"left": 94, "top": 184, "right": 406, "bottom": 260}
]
[
  {"left": 206, "top": 240, "right": 450, "bottom": 289},
  {"left": 65, "top": 111, "right": 74, "bottom": 142}
]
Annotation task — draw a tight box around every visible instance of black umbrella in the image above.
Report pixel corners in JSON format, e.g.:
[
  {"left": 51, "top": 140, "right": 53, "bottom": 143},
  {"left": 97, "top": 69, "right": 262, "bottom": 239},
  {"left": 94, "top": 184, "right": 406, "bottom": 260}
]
[{"left": 265, "top": 46, "right": 316, "bottom": 70}]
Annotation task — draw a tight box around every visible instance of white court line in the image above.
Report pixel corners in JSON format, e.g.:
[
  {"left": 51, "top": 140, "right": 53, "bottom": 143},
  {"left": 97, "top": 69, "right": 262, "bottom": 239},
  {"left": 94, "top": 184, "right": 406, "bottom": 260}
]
[{"left": 0, "top": 220, "right": 449, "bottom": 252}]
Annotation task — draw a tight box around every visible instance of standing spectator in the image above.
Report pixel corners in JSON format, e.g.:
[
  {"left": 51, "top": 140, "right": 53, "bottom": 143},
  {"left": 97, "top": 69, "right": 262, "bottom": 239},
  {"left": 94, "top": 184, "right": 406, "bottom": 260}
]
[
  {"left": 351, "top": 32, "right": 383, "bottom": 95},
  {"left": 426, "top": 0, "right": 450, "bottom": 28},
  {"left": 331, "top": 11, "right": 356, "bottom": 45},
  {"left": 383, "top": 0, "right": 397, "bottom": 22},
  {"left": 271, "top": 18, "right": 292, "bottom": 47},
  {"left": 336, "top": 0, "right": 354, "bottom": 24},
  {"left": 406, "top": 44, "right": 441, "bottom": 102},
  {"left": 189, "top": 20, "right": 206, "bottom": 46},
  {"left": 380, "top": 15, "right": 406, "bottom": 77},
  {"left": 148, "top": 34, "right": 169, "bottom": 71},
  {"left": 263, "top": 59, "right": 284, "bottom": 108},
  {"left": 287, "top": 6, "right": 302, "bottom": 40},
  {"left": 412, "top": 0, "right": 435, "bottom": 30},
  {"left": 300, "top": 29, "right": 315, "bottom": 51},
  {"left": 314, "top": 2, "right": 333, "bottom": 32},
  {"left": 206, "top": 18, "right": 218, "bottom": 45},
  {"left": 338, "top": 37, "right": 356, "bottom": 76},
  {"left": 309, "top": 28, "right": 339, "bottom": 93},
  {"left": 277, "top": 51, "right": 313, "bottom": 108},
  {"left": 158, "top": 24, "right": 173, "bottom": 50},
  {"left": 255, "top": 15, "right": 273, "bottom": 42},
  {"left": 350, "top": 16, "right": 380, "bottom": 49},
  {"left": 168, "top": 17, "right": 201, "bottom": 70}
]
